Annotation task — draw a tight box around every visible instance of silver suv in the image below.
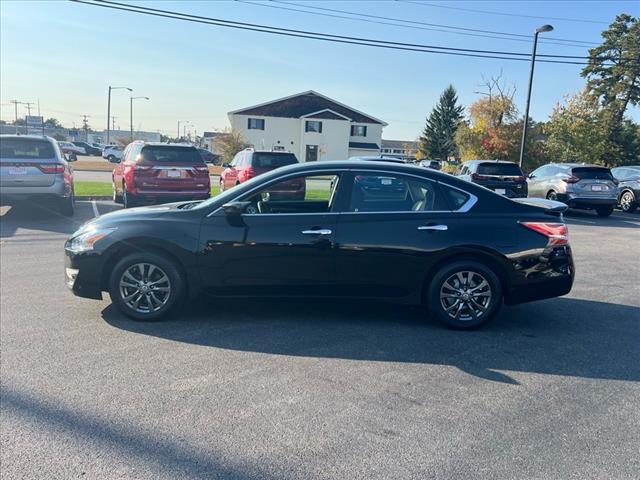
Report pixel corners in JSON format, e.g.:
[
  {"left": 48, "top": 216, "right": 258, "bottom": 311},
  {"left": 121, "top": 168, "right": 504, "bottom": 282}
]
[
  {"left": 0, "top": 135, "right": 76, "bottom": 216},
  {"left": 527, "top": 163, "right": 619, "bottom": 217}
]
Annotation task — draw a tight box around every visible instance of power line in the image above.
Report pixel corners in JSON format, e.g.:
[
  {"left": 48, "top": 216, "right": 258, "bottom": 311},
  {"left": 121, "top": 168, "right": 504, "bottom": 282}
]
[
  {"left": 401, "top": 1, "right": 610, "bottom": 25},
  {"left": 71, "top": 0, "right": 636, "bottom": 67},
  {"left": 267, "top": 0, "right": 599, "bottom": 47}
]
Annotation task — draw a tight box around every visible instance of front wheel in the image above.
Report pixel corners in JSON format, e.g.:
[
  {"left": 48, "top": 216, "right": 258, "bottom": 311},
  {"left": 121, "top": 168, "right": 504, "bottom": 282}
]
[
  {"left": 108, "top": 252, "right": 185, "bottom": 321},
  {"left": 620, "top": 191, "right": 637, "bottom": 213},
  {"left": 546, "top": 190, "right": 558, "bottom": 201},
  {"left": 426, "top": 261, "right": 502, "bottom": 330},
  {"left": 122, "top": 184, "right": 138, "bottom": 208},
  {"left": 596, "top": 206, "right": 614, "bottom": 217},
  {"left": 112, "top": 179, "right": 123, "bottom": 204}
]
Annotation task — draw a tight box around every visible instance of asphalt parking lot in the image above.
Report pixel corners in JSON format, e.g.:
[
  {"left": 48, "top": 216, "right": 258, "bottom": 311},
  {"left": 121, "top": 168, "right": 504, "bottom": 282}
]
[{"left": 1, "top": 200, "right": 639, "bottom": 479}]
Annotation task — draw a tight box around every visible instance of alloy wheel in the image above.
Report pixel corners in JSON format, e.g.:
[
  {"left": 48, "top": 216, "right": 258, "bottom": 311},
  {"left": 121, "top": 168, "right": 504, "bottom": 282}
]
[
  {"left": 620, "top": 192, "right": 634, "bottom": 212},
  {"left": 439, "top": 270, "right": 492, "bottom": 322},
  {"left": 119, "top": 263, "right": 171, "bottom": 314}
]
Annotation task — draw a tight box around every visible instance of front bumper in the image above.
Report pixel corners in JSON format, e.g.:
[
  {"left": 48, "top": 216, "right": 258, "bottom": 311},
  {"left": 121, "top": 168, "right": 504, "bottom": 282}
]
[{"left": 65, "top": 250, "right": 104, "bottom": 300}]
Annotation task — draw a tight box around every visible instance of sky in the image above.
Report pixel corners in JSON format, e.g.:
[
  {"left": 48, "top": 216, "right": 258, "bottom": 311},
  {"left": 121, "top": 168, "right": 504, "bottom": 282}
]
[{"left": 1, "top": 0, "right": 638, "bottom": 140}]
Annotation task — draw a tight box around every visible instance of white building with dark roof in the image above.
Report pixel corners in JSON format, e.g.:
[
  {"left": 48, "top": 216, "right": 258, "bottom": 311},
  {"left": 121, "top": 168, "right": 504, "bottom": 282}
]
[{"left": 228, "top": 91, "right": 386, "bottom": 162}]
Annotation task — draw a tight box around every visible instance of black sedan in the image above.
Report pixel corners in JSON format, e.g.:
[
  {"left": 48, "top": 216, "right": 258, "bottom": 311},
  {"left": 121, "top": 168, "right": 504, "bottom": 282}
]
[{"left": 65, "top": 161, "right": 574, "bottom": 329}]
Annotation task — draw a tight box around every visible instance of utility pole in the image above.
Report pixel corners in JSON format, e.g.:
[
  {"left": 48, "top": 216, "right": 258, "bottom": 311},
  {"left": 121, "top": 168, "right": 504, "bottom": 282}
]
[
  {"left": 81, "top": 115, "right": 91, "bottom": 141},
  {"left": 111, "top": 116, "right": 117, "bottom": 131},
  {"left": 24, "top": 102, "right": 34, "bottom": 117},
  {"left": 107, "top": 85, "right": 132, "bottom": 145},
  {"left": 9, "top": 100, "right": 28, "bottom": 134}
]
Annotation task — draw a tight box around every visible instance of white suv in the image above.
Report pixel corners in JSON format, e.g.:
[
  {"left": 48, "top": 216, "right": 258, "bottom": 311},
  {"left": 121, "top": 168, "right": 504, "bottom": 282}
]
[{"left": 103, "top": 145, "right": 124, "bottom": 162}]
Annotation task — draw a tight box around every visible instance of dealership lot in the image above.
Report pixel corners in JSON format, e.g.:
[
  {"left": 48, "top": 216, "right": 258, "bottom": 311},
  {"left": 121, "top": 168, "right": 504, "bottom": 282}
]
[{"left": 1, "top": 201, "right": 639, "bottom": 479}]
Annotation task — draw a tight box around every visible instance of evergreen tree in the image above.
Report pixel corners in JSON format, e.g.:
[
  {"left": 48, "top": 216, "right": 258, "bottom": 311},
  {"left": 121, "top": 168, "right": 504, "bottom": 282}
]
[{"left": 419, "top": 85, "right": 464, "bottom": 161}]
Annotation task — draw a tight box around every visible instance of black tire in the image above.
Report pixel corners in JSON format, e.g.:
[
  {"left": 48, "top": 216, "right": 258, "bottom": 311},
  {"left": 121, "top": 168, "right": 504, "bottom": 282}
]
[
  {"left": 107, "top": 155, "right": 116, "bottom": 162},
  {"left": 546, "top": 190, "right": 558, "bottom": 201},
  {"left": 619, "top": 190, "right": 637, "bottom": 213},
  {"left": 596, "top": 206, "right": 614, "bottom": 217},
  {"left": 59, "top": 192, "right": 75, "bottom": 217},
  {"left": 122, "top": 184, "right": 139, "bottom": 208},
  {"left": 112, "top": 179, "right": 123, "bottom": 204},
  {"left": 426, "top": 260, "right": 502, "bottom": 330},
  {"left": 108, "top": 252, "right": 185, "bottom": 321},
  {"left": 219, "top": 178, "right": 224, "bottom": 192}
]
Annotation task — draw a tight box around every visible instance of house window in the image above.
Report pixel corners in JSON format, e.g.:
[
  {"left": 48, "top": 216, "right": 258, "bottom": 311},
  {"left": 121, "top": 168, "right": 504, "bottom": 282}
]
[
  {"left": 350, "top": 125, "right": 367, "bottom": 137},
  {"left": 305, "top": 120, "right": 322, "bottom": 133},
  {"left": 248, "top": 118, "right": 265, "bottom": 130}
]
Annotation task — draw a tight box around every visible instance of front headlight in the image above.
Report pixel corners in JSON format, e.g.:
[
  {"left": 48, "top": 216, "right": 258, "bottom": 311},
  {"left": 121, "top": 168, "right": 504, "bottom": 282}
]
[{"left": 66, "top": 226, "right": 117, "bottom": 253}]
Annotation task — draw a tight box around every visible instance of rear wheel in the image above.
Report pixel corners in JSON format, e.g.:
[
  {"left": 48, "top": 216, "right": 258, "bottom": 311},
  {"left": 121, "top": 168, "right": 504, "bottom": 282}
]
[
  {"left": 596, "top": 205, "right": 614, "bottom": 217},
  {"left": 427, "top": 260, "right": 502, "bottom": 330},
  {"left": 546, "top": 190, "right": 558, "bottom": 201},
  {"left": 59, "top": 192, "right": 75, "bottom": 217},
  {"left": 108, "top": 252, "right": 185, "bottom": 321},
  {"left": 107, "top": 155, "right": 116, "bottom": 162},
  {"left": 620, "top": 190, "right": 637, "bottom": 213},
  {"left": 219, "top": 178, "right": 224, "bottom": 192},
  {"left": 123, "top": 184, "right": 138, "bottom": 208}
]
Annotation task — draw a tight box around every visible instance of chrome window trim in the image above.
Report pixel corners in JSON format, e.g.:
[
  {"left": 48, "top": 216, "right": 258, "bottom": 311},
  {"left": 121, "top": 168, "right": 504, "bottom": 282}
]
[{"left": 206, "top": 167, "right": 478, "bottom": 217}]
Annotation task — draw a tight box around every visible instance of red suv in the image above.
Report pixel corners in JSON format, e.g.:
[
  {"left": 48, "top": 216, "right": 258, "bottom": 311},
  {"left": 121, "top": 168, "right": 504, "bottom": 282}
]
[
  {"left": 112, "top": 142, "right": 210, "bottom": 208},
  {"left": 219, "top": 149, "right": 302, "bottom": 199}
]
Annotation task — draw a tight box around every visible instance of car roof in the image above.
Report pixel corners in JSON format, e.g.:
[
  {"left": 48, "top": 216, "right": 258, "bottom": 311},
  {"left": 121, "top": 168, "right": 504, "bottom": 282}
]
[
  {"left": 349, "top": 156, "right": 407, "bottom": 163},
  {"left": 0, "top": 134, "right": 56, "bottom": 143},
  {"left": 463, "top": 159, "right": 518, "bottom": 165},
  {"left": 555, "top": 163, "right": 611, "bottom": 169},
  {"left": 140, "top": 142, "right": 197, "bottom": 148}
]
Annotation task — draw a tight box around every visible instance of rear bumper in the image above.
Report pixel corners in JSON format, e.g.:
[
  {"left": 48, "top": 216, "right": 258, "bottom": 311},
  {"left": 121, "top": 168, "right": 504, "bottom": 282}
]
[
  {"left": 131, "top": 189, "right": 210, "bottom": 201},
  {"left": 0, "top": 179, "right": 67, "bottom": 202},
  {"left": 558, "top": 194, "right": 617, "bottom": 207}
]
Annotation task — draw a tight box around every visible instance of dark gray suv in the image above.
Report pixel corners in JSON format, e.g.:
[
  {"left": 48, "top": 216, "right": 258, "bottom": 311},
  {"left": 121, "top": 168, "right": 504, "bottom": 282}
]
[{"left": 527, "top": 163, "right": 619, "bottom": 217}]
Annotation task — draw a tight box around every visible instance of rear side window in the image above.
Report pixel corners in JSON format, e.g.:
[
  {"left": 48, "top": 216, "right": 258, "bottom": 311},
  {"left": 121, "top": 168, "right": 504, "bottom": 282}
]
[
  {"left": 0, "top": 138, "right": 55, "bottom": 159},
  {"left": 252, "top": 152, "right": 298, "bottom": 168},
  {"left": 572, "top": 167, "right": 613, "bottom": 180},
  {"left": 477, "top": 162, "right": 523, "bottom": 176},
  {"left": 140, "top": 146, "right": 203, "bottom": 163},
  {"left": 439, "top": 184, "right": 471, "bottom": 210}
]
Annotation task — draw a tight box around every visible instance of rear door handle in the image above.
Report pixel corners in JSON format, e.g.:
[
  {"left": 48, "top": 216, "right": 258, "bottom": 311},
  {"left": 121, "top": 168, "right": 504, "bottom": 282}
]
[
  {"left": 418, "top": 224, "right": 448, "bottom": 231},
  {"left": 302, "top": 229, "right": 332, "bottom": 235}
]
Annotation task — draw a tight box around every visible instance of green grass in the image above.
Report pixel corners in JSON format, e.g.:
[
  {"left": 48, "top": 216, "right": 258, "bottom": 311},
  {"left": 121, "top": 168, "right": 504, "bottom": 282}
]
[
  {"left": 75, "top": 181, "right": 328, "bottom": 201},
  {"left": 74, "top": 181, "right": 113, "bottom": 197}
]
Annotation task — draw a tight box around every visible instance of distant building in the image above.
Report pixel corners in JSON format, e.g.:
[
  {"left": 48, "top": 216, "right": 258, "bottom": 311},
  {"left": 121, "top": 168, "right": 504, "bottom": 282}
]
[
  {"left": 228, "top": 90, "right": 386, "bottom": 162},
  {"left": 200, "top": 131, "right": 228, "bottom": 154},
  {"left": 88, "top": 130, "right": 161, "bottom": 145},
  {"left": 381, "top": 139, "right": 419, "bottom": 161}
]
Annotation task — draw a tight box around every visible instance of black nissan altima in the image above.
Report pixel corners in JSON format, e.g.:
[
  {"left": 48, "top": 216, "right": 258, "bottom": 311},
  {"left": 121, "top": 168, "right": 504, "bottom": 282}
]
[{"left": 65, "top": 160, "right": 574, "bottom": 329}]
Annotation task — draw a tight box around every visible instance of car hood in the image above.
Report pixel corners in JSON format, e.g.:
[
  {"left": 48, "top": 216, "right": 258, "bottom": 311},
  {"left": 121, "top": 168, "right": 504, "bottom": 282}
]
[{"left": 77, "top": 201, "right": 202, "bottom": 233}]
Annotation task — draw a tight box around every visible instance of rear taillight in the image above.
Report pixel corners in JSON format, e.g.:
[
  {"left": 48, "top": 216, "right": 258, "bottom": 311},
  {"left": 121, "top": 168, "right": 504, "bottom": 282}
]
[
  {"left": 471, "top": 173, "right": 489, "bottom": 181},
  {"left": 513, "top": 176, "right": 526, "bottom": 183},
  {"left": 38, "top": 164, "right": 65, "bottom": 174},
  {"left": 195, "top": 166, "right": 209, "bottom": 175},
  {"left": 134, "top": 164, "right": 152, "bottom": 171},
  {"left": 561, "top": 175, "right": 580, "bottom": 184},
  {"left": 245, "top": 167, "right": 256, "bottom": 179},
  {"left": 520, "top": 222, "right": 569, "bottom": 246}
]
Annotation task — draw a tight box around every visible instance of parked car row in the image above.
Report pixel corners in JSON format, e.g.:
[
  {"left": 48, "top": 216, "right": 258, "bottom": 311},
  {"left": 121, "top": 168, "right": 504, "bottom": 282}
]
[{"left": 453, "top": 159, "right": 638, "bottom": 217}]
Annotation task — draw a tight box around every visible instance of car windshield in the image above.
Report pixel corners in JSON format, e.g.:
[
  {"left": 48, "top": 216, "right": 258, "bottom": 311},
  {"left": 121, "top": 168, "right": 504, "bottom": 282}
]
[
  {"left": 572, "top": 167, "right": 613, "bottom": 180},
  {"left": 140, "top": 146, "right": 203, "bottom": 163},
  {"left": 252, "top": 152, "right": 298, "bottom": 168},
  {"left": 477, "top": 163, "right": 523, "bottom": 176},
  {"left": 0, "top": 138, "right": 55, "bottom": 159}
]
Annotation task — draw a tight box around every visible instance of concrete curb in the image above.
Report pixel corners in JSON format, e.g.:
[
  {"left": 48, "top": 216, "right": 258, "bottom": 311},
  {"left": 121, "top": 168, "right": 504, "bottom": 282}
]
[{"left": 76, "top": 196, "right": 112, "bottom": 201}]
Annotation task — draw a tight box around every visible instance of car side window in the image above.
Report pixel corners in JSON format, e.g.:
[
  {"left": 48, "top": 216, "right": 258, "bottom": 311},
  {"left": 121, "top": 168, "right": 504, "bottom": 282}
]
[
  {"left": 348, "top": 173, "right": 446, "bottom": 213},
  {"left": 240, "top": 174, "right": 341, "bottom": 214}
]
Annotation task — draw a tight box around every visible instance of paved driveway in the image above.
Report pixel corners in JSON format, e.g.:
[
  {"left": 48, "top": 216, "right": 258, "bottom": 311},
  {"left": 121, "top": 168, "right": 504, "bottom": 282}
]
[{"left": 1, "top": 202, "right": 639, "bottom": 479}]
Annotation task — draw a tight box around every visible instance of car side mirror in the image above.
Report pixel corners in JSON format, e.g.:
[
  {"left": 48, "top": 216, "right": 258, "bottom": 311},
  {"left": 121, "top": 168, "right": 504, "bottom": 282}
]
[
  {"left": 528, "top": 173, "right": 535, "bottom": 179},
  {"left": 66, "top": 152, "right": 77, "bottom": 162},
  {"left": 222, "top": 201, "right": 251, "bottom": 227},
  {"left": 222, "top": 162, "right": 231, "bottom": 168},
  {"left": 222, "top": 201, "right": 252, "bottom": 216}
]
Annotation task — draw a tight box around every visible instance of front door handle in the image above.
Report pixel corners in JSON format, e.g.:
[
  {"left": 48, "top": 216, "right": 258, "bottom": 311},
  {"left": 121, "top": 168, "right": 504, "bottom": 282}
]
[
  {"left": 302, "top": 229, "right": 332, "bottom": 235},
  {"left": 418, "top": 224, "right": 448, "bottom": 231}
]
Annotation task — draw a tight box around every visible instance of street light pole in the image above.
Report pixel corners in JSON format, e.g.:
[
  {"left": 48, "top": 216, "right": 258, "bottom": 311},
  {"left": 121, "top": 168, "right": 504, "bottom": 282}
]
[
  {"left": 130, "top": 96, "right": 149, "bottom": 140},
  {"left": 177, "top": 120, "right": 189, "bottom": 141},
  {"left": 519, "top": 24, "right": 553, "bottom": 169},
  {"left": 107, "top": 86, "right": 132, "bottom": 145}
]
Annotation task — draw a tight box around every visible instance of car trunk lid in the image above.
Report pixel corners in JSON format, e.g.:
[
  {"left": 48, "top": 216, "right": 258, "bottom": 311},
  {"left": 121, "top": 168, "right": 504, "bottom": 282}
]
[
  {"left": 512, "top": 197, "right": 568, "bottom": 217},
  {"left": 0, "top": 138, "right": 60, "bottom": 187}
]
